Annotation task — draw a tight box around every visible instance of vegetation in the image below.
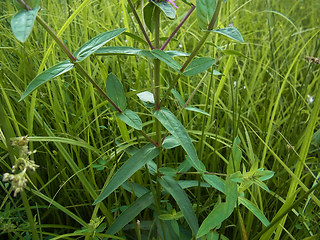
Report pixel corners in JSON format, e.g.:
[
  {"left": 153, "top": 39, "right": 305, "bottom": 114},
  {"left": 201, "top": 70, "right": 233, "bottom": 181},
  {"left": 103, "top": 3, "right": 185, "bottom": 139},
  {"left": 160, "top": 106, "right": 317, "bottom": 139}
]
[{"left": 0, "top": 0, "right": 320, "bottom": 239}]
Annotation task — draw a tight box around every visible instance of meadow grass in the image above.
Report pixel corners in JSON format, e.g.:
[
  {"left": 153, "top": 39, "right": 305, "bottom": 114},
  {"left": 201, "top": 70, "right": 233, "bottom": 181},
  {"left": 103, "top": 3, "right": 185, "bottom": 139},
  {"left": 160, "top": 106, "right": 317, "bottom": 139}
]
[{"left": 1, "top": 0, "right": 320, "bottom": 239}]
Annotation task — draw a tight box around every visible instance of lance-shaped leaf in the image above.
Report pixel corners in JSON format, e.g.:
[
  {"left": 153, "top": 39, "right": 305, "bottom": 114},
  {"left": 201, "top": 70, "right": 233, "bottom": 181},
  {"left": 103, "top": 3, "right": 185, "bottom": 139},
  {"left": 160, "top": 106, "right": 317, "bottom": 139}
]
[
  {"left": 93, "top": 143, "right": 160, "bottom": 205},
  {"left": 239, "top": 196, "right": 270, "bottom": 227},
  {"left": 196, "top": 0, "right": 216, "bottom": 30},
  {"left": 197, "top": 178, "right": 237, "bottom": 238},
  {"left": 106, "top": 73, "right": 127, "bottom": 111},
  {"left": 153, "top": 108, "right": 205, "bottom": 172},
  {"left": 144, "top": 2, "right": 156, "bottom": 32},
  {"left": 152, "top": 0, "right": 176, "bottom": 19},
  {"left": 116, "top": 109, "right": 142, "bottom": 130},
  {"left": 183, "top": 57, "right": 215, "bottom": 76},
  {"left": 159, "top": 176, "right": 199, "bottom": 235},
  {"left": 209, "top": 27, "right": 244, "bottom": 42},
  {"left": 184, "top": 106, "right": 210, "bottom": 116},
  {"left": 11, "top": 7, "right": 40, "bottom": 43},
  {"left": 151, "top": 49, "right": 181, "bottom": 72},
  {"left": 19, "top": 60, "right": 74, "bottom": 101},
  {"left": 106, "top": 192, "right": 154, "bottom": 235},
  {"left": 74, "top": 28, "right": 126, "bottom": 62}
]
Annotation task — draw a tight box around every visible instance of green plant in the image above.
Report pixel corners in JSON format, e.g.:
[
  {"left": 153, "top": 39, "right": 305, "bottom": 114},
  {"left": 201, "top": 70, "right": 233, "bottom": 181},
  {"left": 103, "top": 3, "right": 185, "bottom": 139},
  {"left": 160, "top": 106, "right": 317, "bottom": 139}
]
[{"left": 1, "top": 0, "right": 320, "bottom": 239}]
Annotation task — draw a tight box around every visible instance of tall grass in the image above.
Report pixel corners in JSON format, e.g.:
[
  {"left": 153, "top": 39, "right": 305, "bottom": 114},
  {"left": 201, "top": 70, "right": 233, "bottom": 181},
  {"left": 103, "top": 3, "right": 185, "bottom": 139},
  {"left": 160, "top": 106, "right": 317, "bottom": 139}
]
[{"left": 1, "top": 0, "right": 320, "bottom": 239}]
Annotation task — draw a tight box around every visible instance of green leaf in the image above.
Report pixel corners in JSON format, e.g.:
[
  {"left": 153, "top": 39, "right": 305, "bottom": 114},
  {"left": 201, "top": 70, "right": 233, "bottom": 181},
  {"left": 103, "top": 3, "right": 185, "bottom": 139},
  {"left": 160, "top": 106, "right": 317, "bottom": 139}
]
[
  {"left": 116, "top": 109, "right": 142, "bottom": 130},
  {"left": 230, "top": 171, "right": 244, "bottom": 183},
  {"left": 184, "top": 57, "right": 215, "bottom": 76},
  {"left": 151, "top": 49, "right": 181, "bottom": 71},
  {"left": 153, "top": 108, "right": 205, "bottom": 172},
  {"left": 178, "top": 180, "right": 210, "bottom": 189},
  {"left": 221, "top": 49, "right": 246, "bottom": 58},
  {"left": 196, "top": 0, "right": 216, "bottom": 30},
  {"left": 209, "top": 27, "right": 244, "bottom": 42},
  {"left": 19, "top": 60, "right": 74, "bottom": 101},
  {"left": 74, "top": 28, "right": 126, "bottom": 62},
  {"left": 238, "top": 196, "right": 270, "bottom": 227},
  {"left": 166, "top": 50, "right": 190, "bottom": 57},
  {"left": 95, "top": 46, "right": 144, "bottom": 55},
  {"left": 136, "top": 91, "right": 155, "bottom": 104},
  {"left": 159, "top": 167, "right": 177, "bottom": 177},
  {"left": 11, "top": 7, "right": 40, "bottom": 43},
  {"left": 171, "top": 89, "right": 185, "bottom": 107},
  {"left": 202, "top": 174, "right": 225, "bottom": 193},
  {"left": 197, "top": 178, "right": 237, "bottom": 238},
  {"left": 152, "top": 0, "right": 176, "bottom": 19},
  {"left": 159, "top": 176, "right": 199, "bottom": 235},
  {"left": 255, "top": 168, "right": 275, "bottom": 181},
  {"left": 143, "top": 2, "right": 156, "bottom": 32},
  {"left": 93, "top": 144, "right": 160, "bottom": 205},
  {"left": 184, "top": 106, "right": 210, "bottom": 116},
  {"left": 106, "top": 192, "right": 154, "bottom": 235},
  {"left": 162, "top": 135, "right": 180, "bottom": 149},
  {"left": 106, "top": 73, "right": 127, "bottom": 111}
]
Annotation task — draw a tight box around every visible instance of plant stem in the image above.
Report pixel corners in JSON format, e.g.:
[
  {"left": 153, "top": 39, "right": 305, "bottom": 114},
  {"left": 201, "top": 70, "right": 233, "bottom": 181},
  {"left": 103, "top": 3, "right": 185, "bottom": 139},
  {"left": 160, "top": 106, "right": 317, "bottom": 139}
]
[
  {"left": 154, "top": 7, "right": 162, "bottom": 145},
  {"left": 126, "top": 0, "right": 154, "bottom": 49},
  {"left": 160, "top": 4, "right": 196, "bottom": 51}
]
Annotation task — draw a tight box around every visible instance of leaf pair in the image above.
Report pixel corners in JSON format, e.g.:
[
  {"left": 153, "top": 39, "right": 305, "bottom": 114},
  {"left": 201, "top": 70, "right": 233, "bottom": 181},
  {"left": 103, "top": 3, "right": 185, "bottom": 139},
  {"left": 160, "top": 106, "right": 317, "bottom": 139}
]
[{"left": 19, "top": 28, "right": 126, "bottom": 101}]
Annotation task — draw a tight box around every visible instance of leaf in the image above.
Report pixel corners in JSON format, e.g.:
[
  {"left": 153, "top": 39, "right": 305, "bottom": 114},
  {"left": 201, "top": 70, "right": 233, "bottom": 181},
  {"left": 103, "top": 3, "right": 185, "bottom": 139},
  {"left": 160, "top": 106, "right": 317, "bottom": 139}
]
[
  {"left": 159, "top": 176, "right": 199, "bottom": 235},
  {"left": 152, "top": 0, "right": 176, "bottom": 19},
  {"left": 19, "top": 60, "right": 74, "bottom": 101},
  {"left": 222, "top": 49, "right": 246, "bottom": 58},
  {"left": 202, "top": 174, "right": 225, "bottom": 194},
  {"left": 143, "top": 2, "right": 156, "bottom": 32},
  {"left": 95, "top": 46, "right": 144, "bottom": 55},
  {"left": 162, "top": 135, "right": 181, "bottom": 149},
  {"left": 210, "top": 27, "right": 244, "bottom": 42},
  {"left": 166, "top": 50, "right": 190, "bottom": 57},
  {"left": 255, "top": 168, "right": 275, "bottom": 181},
  {"left": 117, "top": 109, "right": 142, "bottom": 130},
  {"left": 178, "top": 180, "right": 210, "bottom": 189},
  {"left": 238, "top": 196, "right": 270, "bottom": 227},
  {"left": 171, "top": 89, "right": 185, "bottom": 107},
  {"left": 230, "top": 171, "right": 244, "bottom": 183},
  {"left": 11, "top": 7, "right": 40, "bottom": 43},
  {"left": 159, "top": 167, "right": 177, "bottom": 177},
  {"left": 151, "top": 49, "right": 181, "bottom": 71},
  {"left": 136, "top": 91, "right": 155, "bottom": 104},
  {"left": 184, "top": 106, "right": 210, "bottom": 116},
  {"left": 74, "top": 28, "right": 126, "bottom": 62},
  {"left": 183, "top": 57, "right": 215, "bottom": 76},
  {"left": 106, "top": 192, "right": 154, "bottom": 235},
  {"left": 196, "top": 0, "right": 216, "bottom": 30},
  {"left": 93, "top": 144, "right": 160, "bottom": 205},
  {"left": 106, "top": 73, "right": 127, "bottom": 111},
  {"left": 153, "top": 108, "right": 205, "bottom": 172},
  {"left": 197, "top": 178, "right": 237, "bottom": 238}
]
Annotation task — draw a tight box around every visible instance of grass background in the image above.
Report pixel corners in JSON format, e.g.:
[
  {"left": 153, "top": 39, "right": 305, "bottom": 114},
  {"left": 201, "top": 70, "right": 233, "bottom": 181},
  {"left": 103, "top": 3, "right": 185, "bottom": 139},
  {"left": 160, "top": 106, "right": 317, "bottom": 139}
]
[{"left": 1, "top": 0, "right": 320, "bottom": 239}]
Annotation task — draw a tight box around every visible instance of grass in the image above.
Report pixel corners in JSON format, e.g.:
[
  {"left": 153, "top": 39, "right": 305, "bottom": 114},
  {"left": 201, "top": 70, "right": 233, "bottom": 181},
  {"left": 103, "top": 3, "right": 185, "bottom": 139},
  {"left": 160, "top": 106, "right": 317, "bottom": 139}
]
[{"left": 1, "top": 0, "right": 320, "bottom": 239}]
